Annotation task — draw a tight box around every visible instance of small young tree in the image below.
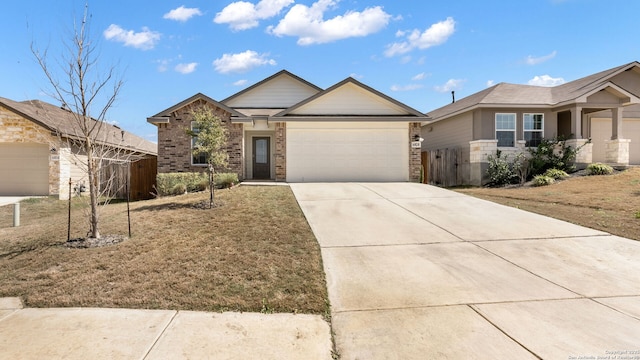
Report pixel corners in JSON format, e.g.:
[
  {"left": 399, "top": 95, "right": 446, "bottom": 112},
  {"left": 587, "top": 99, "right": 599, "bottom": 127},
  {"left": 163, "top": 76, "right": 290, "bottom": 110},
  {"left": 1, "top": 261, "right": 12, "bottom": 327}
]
[
  {"left": 186, "top": 107, "right": 229, "bottom": 208},
  {"left": 31, "top": 4, "right": 141, "bottom": 239}
]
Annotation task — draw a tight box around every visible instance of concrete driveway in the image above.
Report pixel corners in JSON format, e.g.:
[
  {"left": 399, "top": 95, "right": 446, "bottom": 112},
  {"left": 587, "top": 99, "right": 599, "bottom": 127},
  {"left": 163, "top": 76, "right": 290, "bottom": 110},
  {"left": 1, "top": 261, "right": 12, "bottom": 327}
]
[{"left": 291, "top": 182, "right": 640, "bottom": 359}]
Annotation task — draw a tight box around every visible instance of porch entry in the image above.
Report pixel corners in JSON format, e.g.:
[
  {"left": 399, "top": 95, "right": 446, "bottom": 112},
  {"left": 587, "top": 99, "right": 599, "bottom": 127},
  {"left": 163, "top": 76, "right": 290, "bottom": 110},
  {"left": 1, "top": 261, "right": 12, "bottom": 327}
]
[{"left": 252, "top": 137, "right": 271, "bottom": 179}]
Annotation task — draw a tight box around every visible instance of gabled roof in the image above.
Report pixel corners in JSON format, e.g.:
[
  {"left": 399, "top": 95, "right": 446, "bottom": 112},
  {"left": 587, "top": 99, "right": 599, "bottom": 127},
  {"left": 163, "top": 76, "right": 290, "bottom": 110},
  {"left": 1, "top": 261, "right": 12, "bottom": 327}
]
[
  {"left": 0, "top": 96, "right": 156, "bottom": 155},
  {"left": 149, "top": 92, "right": 247, "bottom": 120},
  {"left": 274, "top": 77, "right": 427, "bottom": 119},
  {"left": 428, "top": 61, "right": 640, "bottom": 122},
  {"left": 221, "top": 70, "right": 323, "bottom": 106}
]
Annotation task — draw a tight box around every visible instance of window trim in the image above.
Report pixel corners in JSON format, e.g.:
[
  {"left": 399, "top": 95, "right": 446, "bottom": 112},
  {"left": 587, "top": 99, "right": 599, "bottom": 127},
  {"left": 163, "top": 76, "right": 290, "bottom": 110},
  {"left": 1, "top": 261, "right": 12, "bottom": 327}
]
[
  {"left": 523, "top": 113, "right": 544, "bottom": 147},
  {"left": 190, "top": 122, "right": 208, "bottom": 166},
  {"left": 495, "top": 113, "right": 517, "bottom": 148}
]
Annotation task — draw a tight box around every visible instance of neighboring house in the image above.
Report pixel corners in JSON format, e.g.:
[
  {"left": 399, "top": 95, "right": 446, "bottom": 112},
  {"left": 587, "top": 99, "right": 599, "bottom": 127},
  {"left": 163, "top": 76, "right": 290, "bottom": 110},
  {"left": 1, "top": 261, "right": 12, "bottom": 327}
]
[
  {"left": 147, "top": 70, "right": 427, "bottom": 182},
  {"left": 423, "top": 61, "right": 640, "bottom": 186},
  {"left": 0, "top": 97, "right": 157, "bottom": 199}
]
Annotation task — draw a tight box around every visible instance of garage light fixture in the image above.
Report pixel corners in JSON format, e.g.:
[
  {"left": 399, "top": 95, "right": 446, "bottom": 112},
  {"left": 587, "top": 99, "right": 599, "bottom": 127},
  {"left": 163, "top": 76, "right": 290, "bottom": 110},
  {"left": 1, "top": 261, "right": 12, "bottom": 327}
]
[{"left": 413, "top": 134, "right": 424, "bottom": 142}]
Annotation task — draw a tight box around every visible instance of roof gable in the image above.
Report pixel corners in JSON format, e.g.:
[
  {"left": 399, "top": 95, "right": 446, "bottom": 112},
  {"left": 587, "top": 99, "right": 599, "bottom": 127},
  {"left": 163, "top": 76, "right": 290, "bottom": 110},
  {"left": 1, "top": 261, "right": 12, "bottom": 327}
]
[
  {"left": 150, "top": 93, "right": 245, "bottom": 119},
  {"left": 221, "top": 70, "right": 322, "bottom": 108},
  {"left": 277, "top": 78, "right": 426, "bottom": 117}
]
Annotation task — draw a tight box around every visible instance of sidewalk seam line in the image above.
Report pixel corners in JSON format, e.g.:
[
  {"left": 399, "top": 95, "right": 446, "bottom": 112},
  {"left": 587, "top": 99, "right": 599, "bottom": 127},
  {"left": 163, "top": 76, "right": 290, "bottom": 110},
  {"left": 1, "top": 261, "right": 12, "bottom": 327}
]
[{"left": 141, "top": 310, "right": 178, "bottom": 360}]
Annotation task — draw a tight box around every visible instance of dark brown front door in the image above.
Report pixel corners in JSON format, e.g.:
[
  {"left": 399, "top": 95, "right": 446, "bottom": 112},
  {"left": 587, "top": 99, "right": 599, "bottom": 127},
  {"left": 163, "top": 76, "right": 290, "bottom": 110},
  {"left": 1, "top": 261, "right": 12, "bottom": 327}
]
[{"left": 252, "top": 137, "right": 270, "bottom": 179}]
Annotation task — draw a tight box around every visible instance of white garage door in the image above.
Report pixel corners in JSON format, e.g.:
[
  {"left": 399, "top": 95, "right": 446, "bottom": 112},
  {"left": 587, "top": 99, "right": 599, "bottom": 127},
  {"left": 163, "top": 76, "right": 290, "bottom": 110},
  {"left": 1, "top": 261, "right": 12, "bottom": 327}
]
[
  {"left": 591, "top": 118, "right": 640, "bottom": 164},
  {"left": 0, "top": 143, "right": 50, "bottom": 195},
  {"left": 286, "top": 122, "right": 409, "bottom": 182}
]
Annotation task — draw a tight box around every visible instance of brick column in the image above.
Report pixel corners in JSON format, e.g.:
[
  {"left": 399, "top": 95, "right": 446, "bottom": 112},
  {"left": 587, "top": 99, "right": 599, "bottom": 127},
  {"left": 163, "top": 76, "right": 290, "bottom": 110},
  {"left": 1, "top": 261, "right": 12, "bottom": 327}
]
[
  {"left": 275, "top": 122, "right": 286, "bottom": 181},
  {"left": 226, "top": 123, "right": 244, "bottom": 180},
  {"left": 409, "top": 122, "right": 422, "bottom": 182}
]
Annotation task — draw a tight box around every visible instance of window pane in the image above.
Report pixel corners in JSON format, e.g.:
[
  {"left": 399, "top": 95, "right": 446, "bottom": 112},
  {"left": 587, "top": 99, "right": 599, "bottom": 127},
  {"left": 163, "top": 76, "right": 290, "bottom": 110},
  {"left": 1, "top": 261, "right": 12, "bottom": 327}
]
[
  {"left": 524, "top": 114, "right": 543, "bottom": 130},
  {"left": 496, "top": 114, "right": 515, "bottom": 130},
  {"left": 497, "top": 131, "right": 515, "bottom": 147},
  {"left": 255, "top": 139, "right": 268, "bottom": 164},
  {"left": 524, "top": 131, "right": 543, "bottom": 147}
]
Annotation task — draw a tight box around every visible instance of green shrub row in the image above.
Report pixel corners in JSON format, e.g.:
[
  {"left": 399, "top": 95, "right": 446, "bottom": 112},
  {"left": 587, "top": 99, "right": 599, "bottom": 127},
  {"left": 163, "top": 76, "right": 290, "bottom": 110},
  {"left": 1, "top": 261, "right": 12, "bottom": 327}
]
[
  {"left": 586, "top": 163, "right": 614, "bottom": 176},
  {"left": 155, "top": 172, "right": 240, "bottom": 196}
]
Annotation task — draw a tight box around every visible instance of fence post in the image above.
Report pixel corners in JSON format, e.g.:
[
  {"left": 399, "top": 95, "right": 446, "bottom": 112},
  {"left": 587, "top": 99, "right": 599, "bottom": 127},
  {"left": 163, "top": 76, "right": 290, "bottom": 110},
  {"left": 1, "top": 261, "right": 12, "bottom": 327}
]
[{"left": 13, "top": 202, "right": 20, "bottom": 227}]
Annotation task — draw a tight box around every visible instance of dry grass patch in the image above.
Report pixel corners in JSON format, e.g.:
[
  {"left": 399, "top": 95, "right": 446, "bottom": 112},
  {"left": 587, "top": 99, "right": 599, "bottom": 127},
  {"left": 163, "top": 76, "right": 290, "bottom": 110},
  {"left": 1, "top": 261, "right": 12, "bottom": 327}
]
[
  {"left": 455, "top": 167, "right": 640, "bottom": 240},
  {"left": 0, "top": 186, "right": 328, "bottom": 314}
]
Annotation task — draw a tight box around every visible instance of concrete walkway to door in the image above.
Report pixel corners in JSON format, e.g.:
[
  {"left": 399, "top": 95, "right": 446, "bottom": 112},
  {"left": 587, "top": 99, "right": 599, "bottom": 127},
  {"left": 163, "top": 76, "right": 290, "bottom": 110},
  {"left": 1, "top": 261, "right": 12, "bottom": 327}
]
[{"left": 290, "top": 182, "right": 640, "bottom": 359}]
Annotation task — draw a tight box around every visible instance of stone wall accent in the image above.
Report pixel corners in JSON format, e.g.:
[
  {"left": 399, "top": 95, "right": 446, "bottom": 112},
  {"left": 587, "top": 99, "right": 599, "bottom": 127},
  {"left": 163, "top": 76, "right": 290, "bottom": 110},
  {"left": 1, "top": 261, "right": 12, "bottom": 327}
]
[
  {"left": 564, "top": 139, "right": 592, "bottom": 169},
  {"left": 605, "top": 139, "right": 631, "bottom": 166},
  {"left": 468, "top": 140, "right": 498, "bottom": 186},
  {"left": 409, "top": 122, "right": 422, "bottom": 182},
  {"left": 0, "top": 105, "right": 61, "bottom": 196},
  {"left": 156, "top": 100, "right": 242, "bottom": 177},
  {"left": 275, "top": 122, "right": 286, "bottom": 181}
]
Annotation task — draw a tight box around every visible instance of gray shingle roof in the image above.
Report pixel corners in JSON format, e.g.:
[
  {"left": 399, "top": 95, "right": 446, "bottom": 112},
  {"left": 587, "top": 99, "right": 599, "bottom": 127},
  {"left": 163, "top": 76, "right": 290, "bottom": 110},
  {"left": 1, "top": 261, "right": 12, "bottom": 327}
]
[
  {"left": 0, "top": 97, "right": 156, "bottom": 155},
  {"left": 428, "top": 61, "right": 640, "bottom": 122}
]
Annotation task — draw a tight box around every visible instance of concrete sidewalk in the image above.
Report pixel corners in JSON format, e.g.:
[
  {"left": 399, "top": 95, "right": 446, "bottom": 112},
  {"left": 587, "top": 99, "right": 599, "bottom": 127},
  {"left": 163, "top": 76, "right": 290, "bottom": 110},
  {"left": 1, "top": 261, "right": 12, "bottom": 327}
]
[
  {"left": 291, "top": 182, "right": 640, "bottom": 359},
  {"left": 0, "top": 298, "right": 332, "bottom": 359}
]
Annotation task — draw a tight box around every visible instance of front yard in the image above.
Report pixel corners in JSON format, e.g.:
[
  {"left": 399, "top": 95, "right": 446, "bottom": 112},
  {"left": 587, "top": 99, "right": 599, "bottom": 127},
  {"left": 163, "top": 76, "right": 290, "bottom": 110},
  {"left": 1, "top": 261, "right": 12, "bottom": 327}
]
[
  {"left": 455, "top": 167, "right": 640, "bottom": 241},
  {"left": 0, "top": 186, "right": 328, "bottom": 315}
]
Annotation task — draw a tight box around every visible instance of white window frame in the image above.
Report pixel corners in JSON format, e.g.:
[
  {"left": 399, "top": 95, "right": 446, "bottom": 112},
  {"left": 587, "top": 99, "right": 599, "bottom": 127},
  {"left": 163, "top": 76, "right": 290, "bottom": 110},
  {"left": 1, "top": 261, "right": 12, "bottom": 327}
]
[
  {"left": 190, "top": 122, "right": 207, "bottom": 166},
  {"left": 495, "top": 113, "right": 516, "bottom": 147},
  {"left": 523, "top": 113, "right": 544, "bottom": 147}
]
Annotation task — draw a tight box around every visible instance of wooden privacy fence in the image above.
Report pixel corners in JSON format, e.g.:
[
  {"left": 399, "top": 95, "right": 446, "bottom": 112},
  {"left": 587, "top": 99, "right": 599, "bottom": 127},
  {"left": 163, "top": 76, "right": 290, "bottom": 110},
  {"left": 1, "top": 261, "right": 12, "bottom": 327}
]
[
  {"left": 421, "top": 149, "right": 464, "bottom": 187},
  {"left": 100, "top": 157, "right": 157, "bottom": 201}
]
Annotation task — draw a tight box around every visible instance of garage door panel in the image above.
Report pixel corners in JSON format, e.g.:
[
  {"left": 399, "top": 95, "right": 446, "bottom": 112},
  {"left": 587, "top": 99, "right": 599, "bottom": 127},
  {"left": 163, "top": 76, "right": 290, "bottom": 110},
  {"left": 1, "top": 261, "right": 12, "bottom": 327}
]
[
  {"left": 0, "top": 143, "right": 49, "bottom": 195},
  {"left": 286, "top": 122, "right": 408, "bottom": 182}
]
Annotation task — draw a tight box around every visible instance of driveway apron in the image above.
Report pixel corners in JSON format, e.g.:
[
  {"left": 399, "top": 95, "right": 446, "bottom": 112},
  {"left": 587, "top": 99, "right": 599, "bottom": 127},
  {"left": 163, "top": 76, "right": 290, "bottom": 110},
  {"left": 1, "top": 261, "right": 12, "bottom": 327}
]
[{"left": 290, "top": 182, "right": 640, "bottom": 360}]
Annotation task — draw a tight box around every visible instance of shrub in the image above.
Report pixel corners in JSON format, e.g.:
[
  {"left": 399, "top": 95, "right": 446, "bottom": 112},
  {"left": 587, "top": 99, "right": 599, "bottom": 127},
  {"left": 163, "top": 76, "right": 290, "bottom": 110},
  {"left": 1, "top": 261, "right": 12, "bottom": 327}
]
[
  {"left": 486, "top": 150, "right": 517, "bottom": 186},
  {"left": 214, "top": 172, "right": 239, "bottom": 188},
  {"left": 586, "top": 163, "right": 613, "bottom": 176},
  {"left": 527, "top": 137, "right": 590, "bottom": 176},
  {"left": 171, "top": 183, "right": 187, "bottom": 195},
  {"left": 156, "top": 172, "right": 208, "bottom": 196},
  {"left": 532, "top": 175, "right": 555, "bottom": 187},
  {"left": 543, "top": 168, "right": 569, "bottom": 180}
]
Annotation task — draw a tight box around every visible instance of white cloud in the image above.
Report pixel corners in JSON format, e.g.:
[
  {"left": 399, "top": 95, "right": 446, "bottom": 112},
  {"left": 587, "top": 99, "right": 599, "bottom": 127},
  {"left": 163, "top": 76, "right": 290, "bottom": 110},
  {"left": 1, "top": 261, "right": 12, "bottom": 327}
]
[
  {"left": 175, "top": 62, "right": 198, "bottom": 74},
  {"left": 267, "top": 0, "right": 391, "bottom": 45},
  {"left": 486, "top": 80, "right": 495, "bottom": 87},
  {"left": 434, "top": 78, "right": 465, "bottom": 93},
  {"left": 214, "top": 0, "right": 294, "bottom": 31},
  {"left": 385, "top": 17, "right": 455, "bottom": 57},
  {"left": 156, "top": 59, "right": 170, "bottom": 72},
  {"left": 103, "top": 24, "right": 161, "bottom": 50},
  {"left": 525, "top": 50, "right": 557, "bottom": 65},
  {"left": 164, "top": 6, "right": 203, "bottom": 22},
  {"left": 528, "top": 75, "right": 565, "bottom": 86},
  {"left": 391, "top": 84, "right": 423, "bottom": 91},
  {"left": 349, "top": 73, "right": 364, "bottom": 79},
  {"left": 213, "top": 50, "right": 276, "bottom": 74},
  {"left": 233, "top": 79, "right": 249, "bottom": 86},
  {"left": 412, "top": 72, "right": 427, "bottom": 81}
]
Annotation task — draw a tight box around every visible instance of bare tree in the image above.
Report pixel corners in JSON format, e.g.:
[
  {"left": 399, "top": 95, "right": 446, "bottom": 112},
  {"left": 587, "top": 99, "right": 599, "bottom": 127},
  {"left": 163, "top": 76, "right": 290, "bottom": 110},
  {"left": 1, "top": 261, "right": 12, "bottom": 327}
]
[{"left": 31, "top": 4, "right": 139, "bottom": 239}]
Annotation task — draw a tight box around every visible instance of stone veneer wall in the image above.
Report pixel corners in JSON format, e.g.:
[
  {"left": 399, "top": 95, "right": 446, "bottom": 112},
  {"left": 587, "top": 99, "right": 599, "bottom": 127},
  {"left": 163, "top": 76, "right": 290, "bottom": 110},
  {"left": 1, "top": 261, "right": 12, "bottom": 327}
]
[
  {"left": 156, "top": 100, "right": 243, "bottom": 179},
  {"left": 605, "top": 139, "right": 630, "bottom": 166},
  {"left": 0, "top": 105, "right": 61, "bottom": 196},
  {"left": 409, "top": 122, "right": 422, "bottom": 182},
  {"left": 275, "top": 122, "right": 286, "bottom": 181}
]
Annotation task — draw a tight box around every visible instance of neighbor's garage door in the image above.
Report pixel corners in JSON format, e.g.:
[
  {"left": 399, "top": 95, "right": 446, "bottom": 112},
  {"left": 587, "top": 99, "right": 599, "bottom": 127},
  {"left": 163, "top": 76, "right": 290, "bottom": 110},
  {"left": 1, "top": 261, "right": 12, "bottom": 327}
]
[
  {"left": 591, "top": 118, "right": 640, "bottom": 165},
  {"left": 286, "top": 122, "right": 409, "bottom": 182},
  {"left": 0, "top": 143, "right": 49, "bottom": 195}
]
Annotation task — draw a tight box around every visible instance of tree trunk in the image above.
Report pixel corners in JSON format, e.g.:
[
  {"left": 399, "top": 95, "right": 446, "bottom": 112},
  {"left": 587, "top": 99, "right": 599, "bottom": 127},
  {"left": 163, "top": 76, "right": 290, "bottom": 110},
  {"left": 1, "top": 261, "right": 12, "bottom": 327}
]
[
  {"left": 86, "top": 139, "right": 100, "bottom": 238},
  {"left": 209, "top": 164, "right": 215, "bottom": 209}
]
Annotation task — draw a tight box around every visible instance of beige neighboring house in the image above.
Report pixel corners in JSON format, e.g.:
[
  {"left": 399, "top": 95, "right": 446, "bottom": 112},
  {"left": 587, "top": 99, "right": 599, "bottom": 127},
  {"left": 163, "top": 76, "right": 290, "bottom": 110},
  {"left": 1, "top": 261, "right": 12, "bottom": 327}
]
[
  {"left": 423, "top": 61, "right": 640, "bottom": 186},
  {"left": 0, "top": 97, "right": 157, "bottom": 199},
  {"left": 148, "top": 70, "right": 428, "bottom": 182}
]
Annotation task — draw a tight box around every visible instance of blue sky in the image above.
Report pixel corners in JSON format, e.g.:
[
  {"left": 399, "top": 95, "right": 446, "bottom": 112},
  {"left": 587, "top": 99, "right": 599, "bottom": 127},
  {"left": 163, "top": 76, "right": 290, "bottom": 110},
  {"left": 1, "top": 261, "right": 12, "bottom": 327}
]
[{"left": 1, "top": 0, "right": 638, "bottom": 142}]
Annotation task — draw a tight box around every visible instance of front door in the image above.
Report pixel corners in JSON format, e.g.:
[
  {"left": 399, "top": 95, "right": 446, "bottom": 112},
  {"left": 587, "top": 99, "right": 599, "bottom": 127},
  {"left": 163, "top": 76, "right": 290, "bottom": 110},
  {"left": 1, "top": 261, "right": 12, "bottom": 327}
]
[{"left": 252, "top": 137, "right": 270, "bottom": 179}]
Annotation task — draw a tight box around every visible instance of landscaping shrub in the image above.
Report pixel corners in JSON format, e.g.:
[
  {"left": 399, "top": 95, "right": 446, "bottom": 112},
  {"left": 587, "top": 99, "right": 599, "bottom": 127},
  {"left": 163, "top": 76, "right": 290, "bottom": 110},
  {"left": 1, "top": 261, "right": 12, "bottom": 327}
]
[
  {"left": 586, "top": 163, "right": 614, "bottom": 176},
  {"left": 543, "top": 168, "right": 569, "bottom": 180},
  {"left": 171, "top": 183, "right": 187, "bottom": 195},
  {"left": 214, "top": 172, "right": 239, "bottom": 188},
  {"left": 527, "top": 137, "right": 589, "bottom": 176},
  {"left": 532, "top": 175, "right": 555, "bottom": 187},
  {"left": 156, "top": 172, "right": 208, "bottom": 196},
  {"left": 486, "top": 150, "right": 517, "bottom": 186}
]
